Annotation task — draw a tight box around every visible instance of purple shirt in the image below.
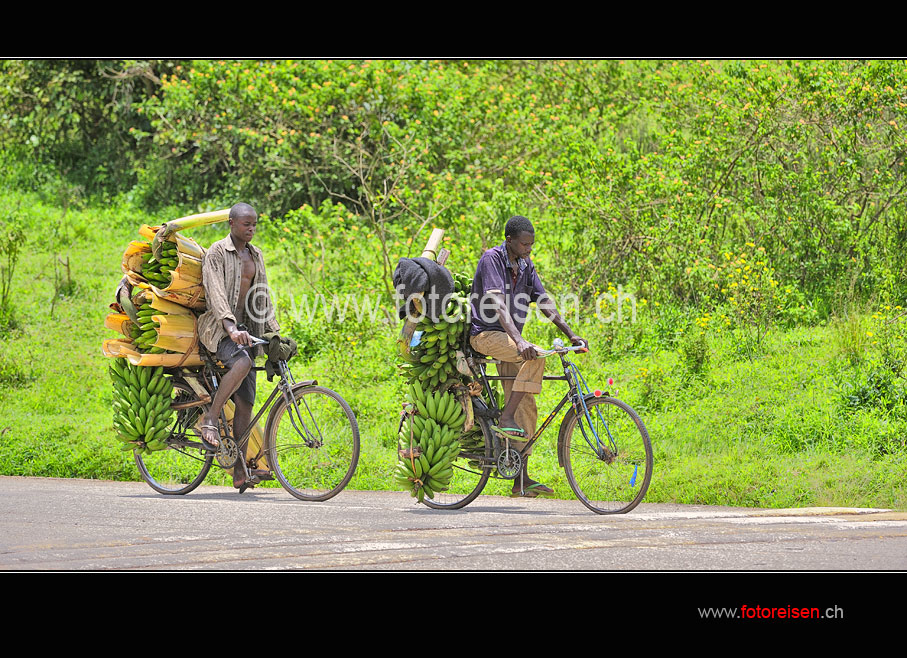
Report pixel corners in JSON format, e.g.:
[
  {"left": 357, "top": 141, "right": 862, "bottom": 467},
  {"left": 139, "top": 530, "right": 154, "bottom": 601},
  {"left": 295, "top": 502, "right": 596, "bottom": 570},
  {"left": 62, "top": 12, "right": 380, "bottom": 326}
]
[{"left": 470, "top": 243, "right": 548, "bottom": 336}]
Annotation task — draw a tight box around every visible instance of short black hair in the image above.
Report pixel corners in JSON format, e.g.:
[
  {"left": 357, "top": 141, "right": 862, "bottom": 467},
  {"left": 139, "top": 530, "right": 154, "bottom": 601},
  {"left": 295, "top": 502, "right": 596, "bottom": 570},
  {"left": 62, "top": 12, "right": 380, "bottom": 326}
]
[
  {"left": 229, "top": 202, "right": 257, "bottom": 221},
  {"left": 505, "top": 215, "right": 534, "bottom": 238}
]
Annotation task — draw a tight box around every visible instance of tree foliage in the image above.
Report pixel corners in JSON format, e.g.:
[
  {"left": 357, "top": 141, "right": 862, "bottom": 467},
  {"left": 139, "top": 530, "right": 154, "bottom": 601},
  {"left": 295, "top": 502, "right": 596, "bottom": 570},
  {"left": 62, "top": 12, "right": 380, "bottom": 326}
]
[{"left": 3, "top": 59, "right": 907, "bottom": 313}]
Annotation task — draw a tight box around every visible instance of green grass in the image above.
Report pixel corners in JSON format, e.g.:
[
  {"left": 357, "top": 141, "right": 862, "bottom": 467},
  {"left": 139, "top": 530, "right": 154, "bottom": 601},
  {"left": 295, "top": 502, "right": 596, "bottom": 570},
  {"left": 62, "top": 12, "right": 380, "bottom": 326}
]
[{"left": 1, "top": 193, "right": 906, "bottom": 511}]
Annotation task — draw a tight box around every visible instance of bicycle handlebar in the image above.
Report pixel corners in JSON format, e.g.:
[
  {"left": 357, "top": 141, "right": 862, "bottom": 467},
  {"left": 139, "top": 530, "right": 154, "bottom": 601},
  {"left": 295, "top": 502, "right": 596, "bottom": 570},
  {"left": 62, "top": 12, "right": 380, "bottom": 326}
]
[{"left": 535, "top": 338, "right": 589, "bottom": 358}]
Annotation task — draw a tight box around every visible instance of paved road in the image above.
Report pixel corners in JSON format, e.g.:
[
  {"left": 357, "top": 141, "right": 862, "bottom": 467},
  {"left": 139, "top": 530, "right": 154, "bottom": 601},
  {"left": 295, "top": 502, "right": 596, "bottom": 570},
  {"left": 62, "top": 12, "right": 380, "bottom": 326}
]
[{"left": 2, "top": 475, "right": 906, "bottom": 571}]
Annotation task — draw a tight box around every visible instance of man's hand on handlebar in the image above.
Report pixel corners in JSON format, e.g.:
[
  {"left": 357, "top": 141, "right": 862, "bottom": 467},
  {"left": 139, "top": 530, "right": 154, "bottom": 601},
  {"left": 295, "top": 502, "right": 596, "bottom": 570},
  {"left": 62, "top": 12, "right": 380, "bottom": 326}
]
[
  {"left": 569, "top": 335, "right": 590, "bottom": 352},
  {"left": 516, "top": 337, "right": 541, "bottom": 361},
  {"left": 228, "top": 325, "right": 253, "bottom": 347}
]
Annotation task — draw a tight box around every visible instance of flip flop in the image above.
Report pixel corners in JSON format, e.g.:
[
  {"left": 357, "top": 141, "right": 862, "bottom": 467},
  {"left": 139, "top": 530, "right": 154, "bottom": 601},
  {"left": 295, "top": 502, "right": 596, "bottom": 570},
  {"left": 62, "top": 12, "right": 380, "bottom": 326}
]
[
  {"left": 492, "top": 426, "right": 527, "bottom": 441},
  {"left": 511, "top": 483, "right": 556, "bottom": 498},
  {"left": 198, "top": 424, "right": 220, "bottom": 451}
]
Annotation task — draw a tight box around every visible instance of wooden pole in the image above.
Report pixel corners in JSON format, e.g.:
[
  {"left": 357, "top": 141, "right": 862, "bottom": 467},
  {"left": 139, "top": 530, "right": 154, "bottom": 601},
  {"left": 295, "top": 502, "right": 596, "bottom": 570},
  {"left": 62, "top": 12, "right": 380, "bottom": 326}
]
[{"left": 420, "top": 228, "right": 445, "bottom": 261}]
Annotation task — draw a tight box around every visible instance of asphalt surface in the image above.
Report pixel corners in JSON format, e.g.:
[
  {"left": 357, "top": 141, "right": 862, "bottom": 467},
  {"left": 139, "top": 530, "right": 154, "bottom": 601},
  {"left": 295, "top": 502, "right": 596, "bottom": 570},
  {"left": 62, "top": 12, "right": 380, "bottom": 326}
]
[{"left": 2, "top": 475, "right": 906, "bottom": 572}]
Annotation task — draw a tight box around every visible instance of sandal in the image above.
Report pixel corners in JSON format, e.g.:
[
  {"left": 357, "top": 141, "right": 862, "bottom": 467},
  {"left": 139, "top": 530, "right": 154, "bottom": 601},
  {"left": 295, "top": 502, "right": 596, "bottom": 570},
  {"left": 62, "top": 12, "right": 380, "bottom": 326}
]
[
  {"left": 511, "top": 483, "right": 555, "bottom": 498},
  {"left": 199, "top": 424, "right": 220, "bottom": 450},
  {"left": 492, "top": 426, "right": 527, "bottom": 441}
]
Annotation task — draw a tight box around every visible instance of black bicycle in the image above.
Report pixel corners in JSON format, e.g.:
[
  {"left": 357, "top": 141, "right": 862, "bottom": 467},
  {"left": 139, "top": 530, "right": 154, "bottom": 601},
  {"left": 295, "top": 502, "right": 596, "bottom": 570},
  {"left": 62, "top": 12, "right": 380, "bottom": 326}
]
[
  {"left": 423, "top": 338, "right": 653, "bottom": 514},
  {"left": 134, "top": 336, "right": 360, "bottom": 501}
]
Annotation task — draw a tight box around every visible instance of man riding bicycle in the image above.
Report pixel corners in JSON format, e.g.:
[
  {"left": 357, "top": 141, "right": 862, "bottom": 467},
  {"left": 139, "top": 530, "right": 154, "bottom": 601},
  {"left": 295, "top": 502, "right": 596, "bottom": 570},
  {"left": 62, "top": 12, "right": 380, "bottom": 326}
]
[
  {"left": 193, "top": 202, "right": 280, "bottom": 492},
  {"left": 469, "top": 215, "right": 588, "bottom": 498}
]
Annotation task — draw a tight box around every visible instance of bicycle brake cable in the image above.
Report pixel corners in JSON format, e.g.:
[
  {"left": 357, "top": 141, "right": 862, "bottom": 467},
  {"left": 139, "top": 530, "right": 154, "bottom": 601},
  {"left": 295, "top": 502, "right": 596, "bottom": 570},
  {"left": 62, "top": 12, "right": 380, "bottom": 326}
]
[
  {"left": 279, "top": 361, "right": 322, "bottom": 448},
  {"left": 568, "top": 362, "right": 618, "bottom": 457}
]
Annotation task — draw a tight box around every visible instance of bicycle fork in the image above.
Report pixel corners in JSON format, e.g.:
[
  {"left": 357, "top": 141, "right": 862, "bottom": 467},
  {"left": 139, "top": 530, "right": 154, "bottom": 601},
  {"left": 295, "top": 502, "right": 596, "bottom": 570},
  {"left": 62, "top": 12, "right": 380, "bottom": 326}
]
[
  {"left": 565, "top": 359, "right": 618, "bottom": 462},
  {"left": 277, "top": 361, "right": 323, "bottom": 449}
]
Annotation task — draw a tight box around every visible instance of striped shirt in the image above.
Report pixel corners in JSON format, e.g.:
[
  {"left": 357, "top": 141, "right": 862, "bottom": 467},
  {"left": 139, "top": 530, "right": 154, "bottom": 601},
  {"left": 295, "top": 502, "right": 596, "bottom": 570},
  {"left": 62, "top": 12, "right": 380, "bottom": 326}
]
[{"left": 197, "top": 235, "right": 279, "bottom": 358}]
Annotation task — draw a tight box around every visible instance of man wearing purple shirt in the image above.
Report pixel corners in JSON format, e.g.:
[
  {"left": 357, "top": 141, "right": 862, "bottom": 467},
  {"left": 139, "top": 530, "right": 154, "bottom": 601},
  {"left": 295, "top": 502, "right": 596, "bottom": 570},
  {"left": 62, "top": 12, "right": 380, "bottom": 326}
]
[{"left": 469, "top": 216, "right": 587, "bottom": 498}]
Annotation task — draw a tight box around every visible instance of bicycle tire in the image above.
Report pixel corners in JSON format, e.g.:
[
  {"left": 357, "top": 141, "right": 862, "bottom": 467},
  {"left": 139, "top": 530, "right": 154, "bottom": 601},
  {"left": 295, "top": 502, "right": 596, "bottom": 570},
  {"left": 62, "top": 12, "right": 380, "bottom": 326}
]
[
  {"left": 265, "top": 384, "right": 360, "bottom": 502},
  {"left": 134, "top": 380, "right": 214, "bottom": 495},
  {"left": 560, "top": 396, "right": 652, "bottom": 514},
  {"left": 422, "top": 416, "right": 493, "bottom": 510}
]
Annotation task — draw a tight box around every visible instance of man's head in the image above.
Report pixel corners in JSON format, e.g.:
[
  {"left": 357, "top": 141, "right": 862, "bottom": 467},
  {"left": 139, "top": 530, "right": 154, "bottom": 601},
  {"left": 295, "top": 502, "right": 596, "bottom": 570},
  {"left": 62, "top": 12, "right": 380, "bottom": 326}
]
[
  {"left": 229, "top": 202, "right": 258, "bottom": 244},
  {"left": 504, "top": 215, "right": 535, "bottom": 261}
]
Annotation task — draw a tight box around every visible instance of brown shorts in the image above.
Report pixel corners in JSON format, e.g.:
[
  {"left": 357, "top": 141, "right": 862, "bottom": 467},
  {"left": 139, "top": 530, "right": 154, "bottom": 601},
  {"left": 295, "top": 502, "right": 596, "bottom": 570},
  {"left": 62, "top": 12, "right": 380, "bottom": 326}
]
[{"left": 469, "top": 330, "right": 544, "bottom": 453}]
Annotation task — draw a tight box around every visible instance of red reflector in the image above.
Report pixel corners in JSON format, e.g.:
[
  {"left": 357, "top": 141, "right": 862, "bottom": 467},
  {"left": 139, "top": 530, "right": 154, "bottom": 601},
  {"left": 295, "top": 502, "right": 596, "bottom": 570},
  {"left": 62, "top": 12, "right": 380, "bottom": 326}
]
[{"left": 593, "top": 389, "right": 602, "bottom": 397}]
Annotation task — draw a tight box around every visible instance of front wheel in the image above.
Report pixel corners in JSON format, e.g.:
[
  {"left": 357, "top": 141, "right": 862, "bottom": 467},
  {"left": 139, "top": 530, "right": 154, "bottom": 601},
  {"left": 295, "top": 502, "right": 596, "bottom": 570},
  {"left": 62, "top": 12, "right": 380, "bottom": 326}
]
[
  {"left": 422, "top": 416, "right": 493, "bottom": 510},
  {"left": 265, "top": 385, "right": 360, "bottom": 501},
  {"left": 560, "top": 396, "right": 653, "bottom": 514}
]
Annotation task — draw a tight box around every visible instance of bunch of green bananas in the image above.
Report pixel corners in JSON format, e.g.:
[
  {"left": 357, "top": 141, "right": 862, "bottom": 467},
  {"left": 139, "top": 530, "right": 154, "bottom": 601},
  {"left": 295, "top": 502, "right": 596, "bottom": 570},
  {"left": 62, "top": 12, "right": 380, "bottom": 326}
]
[
  {"left": 458, "top": 426, "right": 486, "bottom": 470},
  {"left": 108, "top": 358, "right": 174, "bottom": 454},
  {"left": 394, "top": 270, "right": 477, "bottom": 501},
  {"left": 393, "top": 378, "right": 467, "bottom": 501},
  {"left": 141, "top": 240, "right": 179, "bottom": 289},
  {"left": 400, "top": 292, "right": 470, "bottom": 389},
  {"left": 407, "top": 379, "right": 466, "bottom": 430},
  {"left": 128, "top": 297, "right": 170, "bottom": 354},
  {"left": 452, "top": 271, "right": 472, "bottom": 296}
]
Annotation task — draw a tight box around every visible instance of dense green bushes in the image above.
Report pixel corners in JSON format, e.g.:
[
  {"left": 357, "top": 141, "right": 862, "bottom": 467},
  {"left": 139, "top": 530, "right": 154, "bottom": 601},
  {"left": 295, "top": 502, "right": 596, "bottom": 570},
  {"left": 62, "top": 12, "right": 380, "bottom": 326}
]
[{"left": 5, "top": 59, "right": 907, "bottom": 316}]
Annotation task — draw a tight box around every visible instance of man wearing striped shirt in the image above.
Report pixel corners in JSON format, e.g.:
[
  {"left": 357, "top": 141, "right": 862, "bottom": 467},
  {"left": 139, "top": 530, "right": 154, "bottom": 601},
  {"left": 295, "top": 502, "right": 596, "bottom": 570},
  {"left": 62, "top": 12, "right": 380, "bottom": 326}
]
[{"left": 197, "top": 202, "right": 279, "bottom": 492}]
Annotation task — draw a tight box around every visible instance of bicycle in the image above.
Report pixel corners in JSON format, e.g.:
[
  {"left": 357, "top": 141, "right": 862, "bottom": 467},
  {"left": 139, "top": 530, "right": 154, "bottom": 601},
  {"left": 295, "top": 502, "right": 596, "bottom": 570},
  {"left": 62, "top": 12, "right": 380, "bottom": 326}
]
[
  {"left": 133, "top": 335, "right": 360, "bottom": 501},
  {"left": 422, "top": 338, "right": 653, "bottom": 514}
]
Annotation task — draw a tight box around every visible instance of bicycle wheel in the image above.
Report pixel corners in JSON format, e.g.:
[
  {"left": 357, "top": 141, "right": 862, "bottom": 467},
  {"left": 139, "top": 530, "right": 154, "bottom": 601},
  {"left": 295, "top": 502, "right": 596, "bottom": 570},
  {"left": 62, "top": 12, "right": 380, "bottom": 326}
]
[
  {"left": 560, "top": 396, "right": 652, "bottom": 514},
  {"left": 422, "top": 416, "right": 493, "bottom": 510},
  {"left": 266, "top": 385, "right": 360, "bottom": 501},
  {"left": 134, "top": 381, "right": 213, "bottom": 495}
]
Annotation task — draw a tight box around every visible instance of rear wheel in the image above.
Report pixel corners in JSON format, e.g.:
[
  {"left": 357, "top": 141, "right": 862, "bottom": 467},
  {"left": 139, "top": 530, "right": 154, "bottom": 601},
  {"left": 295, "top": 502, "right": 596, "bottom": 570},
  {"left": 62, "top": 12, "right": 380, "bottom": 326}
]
[
  {"left": 561, "top": 396, "right": 652, "bottom": 514},
  {"left": 134, "top": 380, "right": 213, "bottom": 495},
  {"left": 422, "top": 416, "right": 493, "bottom": 510},
  {"left": 266, "top": 385, "right": 360, "bottom": 501}
]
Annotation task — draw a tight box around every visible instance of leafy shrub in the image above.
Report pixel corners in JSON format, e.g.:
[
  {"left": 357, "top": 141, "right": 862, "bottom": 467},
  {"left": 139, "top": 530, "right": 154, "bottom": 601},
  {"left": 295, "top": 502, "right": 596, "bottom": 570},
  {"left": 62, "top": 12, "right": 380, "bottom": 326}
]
[
  {"left": 678, "top": 327, "right": 710, "bottom": 378},
  {"left": 839, "top": 368, "right": 907, "bottom": 416}
]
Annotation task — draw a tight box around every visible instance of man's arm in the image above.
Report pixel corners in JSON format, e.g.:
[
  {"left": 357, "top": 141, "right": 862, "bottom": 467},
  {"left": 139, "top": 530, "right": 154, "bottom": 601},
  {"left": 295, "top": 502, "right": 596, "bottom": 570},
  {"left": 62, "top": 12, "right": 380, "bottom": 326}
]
[
  {"left": 536, "top": 295, "right": 588, "bottom": 349},
  {"left": 201, "top": 245, "right": 243, "bottom": 344},
  {"left": 528, "top": 267, "right": 588, "bottom": 350},
  {"left": 223, "top": 318, "right": 252, "bottom": 346},
  {"left": 487, "top": 291, "right": 541, "bottom": 360}
]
